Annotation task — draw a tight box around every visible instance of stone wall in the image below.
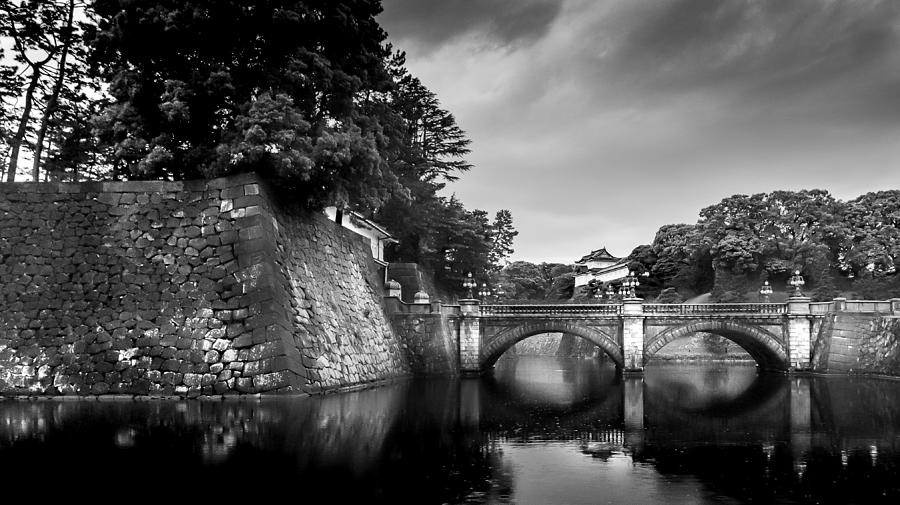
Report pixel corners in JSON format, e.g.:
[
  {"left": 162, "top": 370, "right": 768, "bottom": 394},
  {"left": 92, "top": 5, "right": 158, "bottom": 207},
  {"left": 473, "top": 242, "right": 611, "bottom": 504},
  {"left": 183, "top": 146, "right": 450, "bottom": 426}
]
[
  {"left": 512, "top": 333, "right": 602, "bottom": 358},
  {"left": 264, "top": 204, "right": 408, "bottom": 391},
  {"left": 390, "top": 309, "right": 460, "bottom": 374},
  {"left": 812, "top": 313, "right": 900, "bottom": 376},
  {"left": 515, "top": 333, "right": 563, "bottom": 356},
  {"left": 857, "top": 317, "right": 900, "bottom": 375},
  {"left": 0, "top": 173, "right": 406, "bottom": 396}
]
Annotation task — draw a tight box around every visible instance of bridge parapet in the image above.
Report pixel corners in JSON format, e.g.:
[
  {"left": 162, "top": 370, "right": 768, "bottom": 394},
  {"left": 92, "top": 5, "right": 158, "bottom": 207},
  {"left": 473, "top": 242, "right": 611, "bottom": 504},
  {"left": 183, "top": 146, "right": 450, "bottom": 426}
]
[
  {"left": 480, "top": 304, "right": 621, "bottom": 316},
  {"left": 840, "top": 299, "right": 895, "bottom": 313},
  {"left": 643, "top": 303, "right": 786, "bottom": 315},
  {"left": 809, "top": 301, "right": 834, "bottom": 315}
]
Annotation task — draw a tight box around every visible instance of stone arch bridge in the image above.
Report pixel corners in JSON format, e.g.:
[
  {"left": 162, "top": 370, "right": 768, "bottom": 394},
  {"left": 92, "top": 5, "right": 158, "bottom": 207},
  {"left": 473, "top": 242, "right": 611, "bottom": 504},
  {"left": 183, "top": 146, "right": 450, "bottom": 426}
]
[
  {"left": 387, "top": 295, "right": 900, "bottom": 376},
  {"left": 460, "top": 298, "right": 828, "bottom": 375}
]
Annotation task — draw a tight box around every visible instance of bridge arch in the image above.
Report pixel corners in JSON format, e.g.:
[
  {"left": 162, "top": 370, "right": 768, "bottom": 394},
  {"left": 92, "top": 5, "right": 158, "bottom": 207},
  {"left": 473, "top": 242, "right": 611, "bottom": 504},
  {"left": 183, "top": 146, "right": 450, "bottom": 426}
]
[
  {"left": 481, "top": 321, "right": 623, "bottom": 369},
  {"left": 644, "top": 320, "right": 788, "bottom": 370}
]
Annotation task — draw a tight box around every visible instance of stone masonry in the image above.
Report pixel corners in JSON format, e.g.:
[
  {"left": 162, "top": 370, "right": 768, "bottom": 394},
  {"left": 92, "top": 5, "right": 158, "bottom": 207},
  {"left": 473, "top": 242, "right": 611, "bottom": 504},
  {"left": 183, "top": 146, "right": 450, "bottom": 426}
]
[
  {"left": 458, "top": 300, "right": 481, "bottom": 374},
  {"left": 391, "top": 311, "right": 460, "bottom": 374},
  {"left": 0, "top": 173, "right": 406, "bottom": 396},
  {"left": 812, "top": 313, "right": 900, "bottom": 375}
]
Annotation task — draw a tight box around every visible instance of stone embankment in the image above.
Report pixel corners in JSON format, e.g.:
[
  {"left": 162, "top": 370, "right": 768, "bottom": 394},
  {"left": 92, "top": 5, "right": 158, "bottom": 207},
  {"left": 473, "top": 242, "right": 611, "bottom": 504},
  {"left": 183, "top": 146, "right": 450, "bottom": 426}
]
[
  {"left": 812, "top": 313, "right": 900, "bottom": 376},
  {"left": 0, "top": 173, "right": 407, "bottom": 397},
  {"left": 387, "top": 296, "right": 460, "bottom": 375}
]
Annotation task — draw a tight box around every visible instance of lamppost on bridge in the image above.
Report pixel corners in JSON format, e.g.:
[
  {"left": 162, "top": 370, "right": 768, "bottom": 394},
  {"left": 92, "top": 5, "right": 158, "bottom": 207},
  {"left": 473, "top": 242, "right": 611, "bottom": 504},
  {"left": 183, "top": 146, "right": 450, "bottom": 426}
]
[
  {"left": 463, "top": 272, "right": 476, "bottom": 299},
  {"left": 759, "top": 280, "right": 773, "bottom": 303},
  {"left": 788, "top": 270, "right": 805, "bottom": 297},
  {"left": 478, "top": 282, "right": 491, "bottom": 301},
  {"left": 605, "top": 284, "right": 616, "bottom": 301},
  {"left": 622, "top": 271, "right": 640, "bottom": 299}
]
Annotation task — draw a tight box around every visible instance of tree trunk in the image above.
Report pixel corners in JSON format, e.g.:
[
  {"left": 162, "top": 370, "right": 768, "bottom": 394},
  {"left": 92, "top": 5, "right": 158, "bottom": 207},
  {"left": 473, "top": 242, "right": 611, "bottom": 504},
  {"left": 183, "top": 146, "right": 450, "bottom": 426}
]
[
  {"left": 31, "top": 0, "right": 75, "bottom": 182},
  {"left": 6, "top": 67, "right": 44, "bottom": 182}
]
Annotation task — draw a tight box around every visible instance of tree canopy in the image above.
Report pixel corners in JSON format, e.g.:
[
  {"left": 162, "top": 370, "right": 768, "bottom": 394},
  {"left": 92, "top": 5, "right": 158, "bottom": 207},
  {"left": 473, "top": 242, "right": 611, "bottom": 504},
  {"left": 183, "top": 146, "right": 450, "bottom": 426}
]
[
  {"left": 88, "top": 0, "right": 403, "bottom": 209},
  {"left": 629, "top": 189, "right": 899, "bottom": 301}
]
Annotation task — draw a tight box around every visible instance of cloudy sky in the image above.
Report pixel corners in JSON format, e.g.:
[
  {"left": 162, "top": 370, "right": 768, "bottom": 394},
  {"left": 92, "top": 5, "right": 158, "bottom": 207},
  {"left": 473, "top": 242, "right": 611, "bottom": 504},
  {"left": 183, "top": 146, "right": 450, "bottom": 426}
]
[{"left": 377, "top": 0, "right": 900, "bottom": 264}]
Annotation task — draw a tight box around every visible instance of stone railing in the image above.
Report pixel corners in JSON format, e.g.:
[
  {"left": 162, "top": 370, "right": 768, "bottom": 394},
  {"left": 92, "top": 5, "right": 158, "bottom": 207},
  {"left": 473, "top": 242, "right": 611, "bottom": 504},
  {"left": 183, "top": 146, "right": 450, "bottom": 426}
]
[
  {"left": 642, "top": 303, "right": 787, "bottom": 315},
  {"left": 387, "top": 293, "right": 900, "bottom": 318},
  {"left": 480, "top": 304, "right": 622, "bottom": 316},
  {"left": 809, "top": 301, "right": 835, "bottom": 314},
  {"left": 841, "top": 300, "right": 894, "bottom": 313}
]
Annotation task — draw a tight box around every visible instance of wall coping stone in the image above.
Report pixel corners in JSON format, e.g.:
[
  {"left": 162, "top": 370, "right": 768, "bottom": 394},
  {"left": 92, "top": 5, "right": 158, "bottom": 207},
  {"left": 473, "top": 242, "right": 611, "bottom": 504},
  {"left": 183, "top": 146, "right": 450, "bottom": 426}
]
[{"left": 0, "top": 172, "right": 262, "bottom": 194}]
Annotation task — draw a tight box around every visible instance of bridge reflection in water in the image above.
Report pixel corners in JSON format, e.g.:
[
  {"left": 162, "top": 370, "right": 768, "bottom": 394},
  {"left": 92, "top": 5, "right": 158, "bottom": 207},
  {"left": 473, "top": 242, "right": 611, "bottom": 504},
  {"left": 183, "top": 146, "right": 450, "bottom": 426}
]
[{"left": 0, "top": 359, "right": 899, "bottom": 503}]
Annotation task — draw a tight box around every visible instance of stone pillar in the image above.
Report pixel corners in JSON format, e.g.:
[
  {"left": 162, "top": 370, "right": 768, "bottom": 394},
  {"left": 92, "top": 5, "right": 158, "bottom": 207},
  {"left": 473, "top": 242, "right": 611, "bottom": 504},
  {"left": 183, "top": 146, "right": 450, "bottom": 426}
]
[
  {"left": 624, "top": 377, "right": 645, "bottom": 457},
  {"left": 890, "top": 298, "right": 900, "bottom": 315},
  {"left": 385, "top": 279, "right": 402, "bottom": 299},
  {"left": 459, "top": 299, "right": 481, "bottom": 375},
  {"left": 833, "top": 297, "right": 846, "bottom": 312},
  {"left": 621, "top": 298, "right": 645, "bottom": 374},
  {"left": 787, "top": 296, "right": 812, "bottom": 371}
]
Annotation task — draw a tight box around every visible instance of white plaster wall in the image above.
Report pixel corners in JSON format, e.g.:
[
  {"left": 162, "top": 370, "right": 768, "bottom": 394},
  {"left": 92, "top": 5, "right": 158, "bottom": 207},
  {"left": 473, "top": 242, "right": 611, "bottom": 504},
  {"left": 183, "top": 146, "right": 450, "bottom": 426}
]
[
  {"left": 323, "top": 207, "right": 386, "bottom": 261},
  {"left": 574, "top": 264, "right": 630, "bottom": 287}
]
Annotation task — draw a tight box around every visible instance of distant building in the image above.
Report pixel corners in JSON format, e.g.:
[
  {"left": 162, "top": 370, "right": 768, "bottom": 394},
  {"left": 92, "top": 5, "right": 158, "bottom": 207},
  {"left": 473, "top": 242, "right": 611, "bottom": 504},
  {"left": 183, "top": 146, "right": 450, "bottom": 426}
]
[
  {"left": 323, "top": 207, "right": 397, "bottom": 267},
  {"left": 574, "top": 247, "right": 630, "bottom": 287}
]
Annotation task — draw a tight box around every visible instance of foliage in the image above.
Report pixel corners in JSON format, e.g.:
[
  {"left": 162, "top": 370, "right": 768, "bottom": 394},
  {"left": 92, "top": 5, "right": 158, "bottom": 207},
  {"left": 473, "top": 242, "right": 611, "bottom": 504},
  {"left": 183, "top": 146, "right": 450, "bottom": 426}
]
[
  {"left": 654, "top": 287, "right": 684, "bottom": 303},
  {"left": 1, "top": 0, "right": 98, "bottom": 182},
  {"left": 494, "top": 261, "right": 573, "bottom": 302},
  {"left": 89, "top": 0, "right": 399, "bottom": 208},
  {"left": 489, "top": 209, "right": 518, "bottom": 270},
  {"left": 639, "top": 188, "right": 900, "bottom": 300},
  {"left": 840, "top": 191, "right": 900, "bottom": 277},
  {"left": 627, "top": 223, "right": 713, "bottom": 299},
  {"left": 698, "top": 190, "right": 840, "bottom": 277},
  {"left": 851, "top": 275, "right": 900, "bottom": 300},
  {"left": 371, "top": 52, "right": 515, "bottom": 296},
  {"left": 701, "top": 334, "right": 729, "bottom": 355},
  {"left": 381, "top": 193, "right": 516, "bottom": 297}
]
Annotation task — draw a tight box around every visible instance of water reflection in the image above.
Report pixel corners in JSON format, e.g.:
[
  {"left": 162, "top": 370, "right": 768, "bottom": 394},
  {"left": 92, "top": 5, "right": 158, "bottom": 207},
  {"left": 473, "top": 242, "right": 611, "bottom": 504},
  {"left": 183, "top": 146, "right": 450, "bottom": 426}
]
[{"left": 0, "top": 359, "right": 899, "bottom": 503}]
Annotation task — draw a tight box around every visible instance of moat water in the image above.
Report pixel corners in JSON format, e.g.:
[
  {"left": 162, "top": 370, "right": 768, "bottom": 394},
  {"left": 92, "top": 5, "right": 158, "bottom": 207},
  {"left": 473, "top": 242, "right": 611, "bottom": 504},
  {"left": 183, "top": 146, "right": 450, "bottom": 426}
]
[{"left": 1, "top": 357, "right": 899, "bottom": 503}]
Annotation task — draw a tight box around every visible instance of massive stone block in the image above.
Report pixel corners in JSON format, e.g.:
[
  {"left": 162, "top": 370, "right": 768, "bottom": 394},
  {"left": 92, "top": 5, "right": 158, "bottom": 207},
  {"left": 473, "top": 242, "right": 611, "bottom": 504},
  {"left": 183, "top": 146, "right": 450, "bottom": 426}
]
[
  {"left": 0, "top": 174, "right": 407, "bottom": 396},
  {"left": 812, "top": 313, "right": 900, "bottom": 375}
]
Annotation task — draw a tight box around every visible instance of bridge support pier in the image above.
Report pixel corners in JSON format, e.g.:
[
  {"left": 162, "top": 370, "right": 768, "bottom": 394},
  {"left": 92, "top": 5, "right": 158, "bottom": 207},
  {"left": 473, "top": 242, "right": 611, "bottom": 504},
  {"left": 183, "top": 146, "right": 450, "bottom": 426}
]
[
  {"left": 622, "top": 298, "right": 645, "bottom": 374},
  {"left": 787, "top": 296, "right": 812, "bottom": 371},
  {"left": 459, "top": 299, "right": 482, "bottom": 375}
]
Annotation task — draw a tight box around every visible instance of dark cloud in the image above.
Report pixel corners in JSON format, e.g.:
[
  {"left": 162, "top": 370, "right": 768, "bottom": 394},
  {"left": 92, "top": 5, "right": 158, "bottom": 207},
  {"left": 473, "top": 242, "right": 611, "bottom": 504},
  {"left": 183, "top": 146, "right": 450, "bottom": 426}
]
[
  {"left": 377, "top": 0, "right": 900, "bottom": 262},
  {"left": 600, "top": 0, "right": 900, "bottom": 120},
  {"left": 379, "top": 0, "right": 563, "bottom": 53}
]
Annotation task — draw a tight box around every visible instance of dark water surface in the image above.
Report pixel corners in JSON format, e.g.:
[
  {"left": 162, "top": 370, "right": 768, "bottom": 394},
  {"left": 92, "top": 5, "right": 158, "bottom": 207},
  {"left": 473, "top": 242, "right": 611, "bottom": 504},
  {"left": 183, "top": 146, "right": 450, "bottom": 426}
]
[{"left": 1, "top": 357, "right": 899, "bottom": 504}]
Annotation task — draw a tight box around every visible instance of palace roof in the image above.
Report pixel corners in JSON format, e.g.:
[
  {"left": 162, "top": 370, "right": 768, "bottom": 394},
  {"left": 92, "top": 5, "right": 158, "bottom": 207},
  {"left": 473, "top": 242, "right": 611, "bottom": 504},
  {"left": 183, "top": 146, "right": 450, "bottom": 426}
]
[{"left": 575, "top": 247, "right": 621, "bottom": 264}]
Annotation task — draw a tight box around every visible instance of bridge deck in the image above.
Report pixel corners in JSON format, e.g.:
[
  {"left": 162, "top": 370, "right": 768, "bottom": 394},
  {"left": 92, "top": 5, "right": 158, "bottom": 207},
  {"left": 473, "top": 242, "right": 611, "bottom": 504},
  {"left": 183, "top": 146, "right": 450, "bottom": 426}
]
[{"left": 480, "top": 303, "right": 789, "bottom": 317}]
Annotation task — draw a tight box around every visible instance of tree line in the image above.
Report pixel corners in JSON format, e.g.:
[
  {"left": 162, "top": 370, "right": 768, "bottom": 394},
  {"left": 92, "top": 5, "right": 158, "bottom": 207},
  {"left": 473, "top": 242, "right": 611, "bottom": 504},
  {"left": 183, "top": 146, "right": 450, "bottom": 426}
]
[
  {"left": 0, "top": 0, "right": 518, "bottom": 297},
  {"left": 624, "top": 189, "right": 900, "bottom": 302},
  {"left": 485, "top": 190, "right": 898, "bottom": 305}
]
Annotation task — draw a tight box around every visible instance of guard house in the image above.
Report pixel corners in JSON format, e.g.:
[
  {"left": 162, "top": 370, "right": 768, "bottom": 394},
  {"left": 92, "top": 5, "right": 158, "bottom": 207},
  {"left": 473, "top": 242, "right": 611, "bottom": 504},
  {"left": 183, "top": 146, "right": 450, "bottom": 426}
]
[
  {"left": 574, "top": 247, "right": 630, "bottom": 288},
  {"left": 323, "top": 207, "right": 398, "bottom": 268}
]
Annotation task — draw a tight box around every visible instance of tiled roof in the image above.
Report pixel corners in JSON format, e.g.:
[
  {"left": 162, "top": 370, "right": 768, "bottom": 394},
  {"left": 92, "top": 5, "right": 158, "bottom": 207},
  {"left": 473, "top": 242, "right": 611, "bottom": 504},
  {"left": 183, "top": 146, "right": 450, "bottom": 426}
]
[{"left": 575, "top": 247, "right": 620, "bottom": 264}]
